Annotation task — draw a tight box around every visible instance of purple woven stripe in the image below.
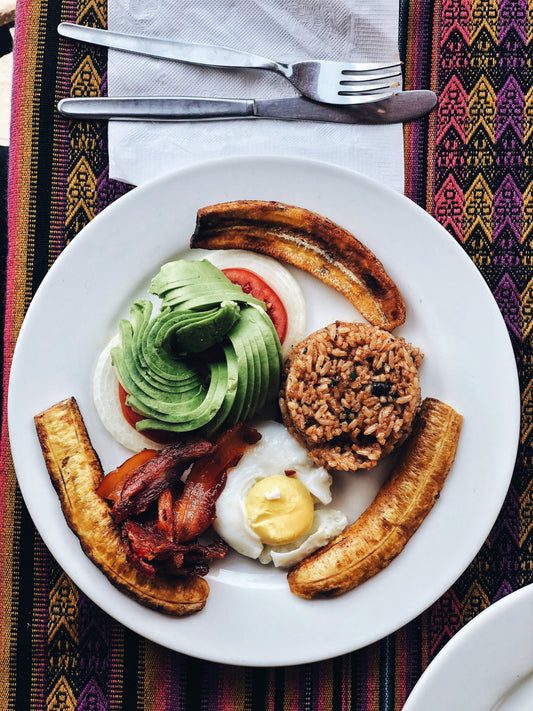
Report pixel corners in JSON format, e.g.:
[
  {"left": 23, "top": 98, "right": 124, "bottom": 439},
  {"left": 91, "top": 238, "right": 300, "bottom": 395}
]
[
  {"left": 493, "top": 0, "right": 526, "bottom": 341},
  {"left": 77, "top": 596, "right": 113, "bottom": 711},
  {"left": 31, "top": 539, "right": 50, "bottom": 710},
  {"left": 470, "top": 0, "right": 526, "bottom": 650}
]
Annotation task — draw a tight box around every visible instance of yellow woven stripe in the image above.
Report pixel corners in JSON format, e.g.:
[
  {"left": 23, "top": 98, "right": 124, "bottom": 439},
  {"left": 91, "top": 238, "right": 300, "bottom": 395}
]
[
  {"left": 46, "top": 572, "right": 79, "bottom": 711},
  {"left": 463, "top": 0, "right": 498, "bottom": 260},
  {"left": 1, "top": 0, "right": 50, "bottom": 703},
  {"left": 0, "top": 457, "right": 18, "bottom": 711},
  {"left": 142, "top": 642, "right": 161, "bottom": 710}
]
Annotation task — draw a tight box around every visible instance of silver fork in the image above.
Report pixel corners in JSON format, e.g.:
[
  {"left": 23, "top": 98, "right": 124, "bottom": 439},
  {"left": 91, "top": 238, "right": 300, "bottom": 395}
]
[{"left": 58, "top": 22, "right": 402, "bottom": 106}]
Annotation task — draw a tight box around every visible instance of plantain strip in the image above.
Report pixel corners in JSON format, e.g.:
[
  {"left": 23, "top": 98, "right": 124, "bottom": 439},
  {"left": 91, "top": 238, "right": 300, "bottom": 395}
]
[
  {"left": 287, "top": 397, "right": 463, "bottom": 599},
  {"left": 34, "top": 397, "right": 209, "bottom": 615},
  {"left": 190, "top": 200, "right": 406, "bottom": 331}
]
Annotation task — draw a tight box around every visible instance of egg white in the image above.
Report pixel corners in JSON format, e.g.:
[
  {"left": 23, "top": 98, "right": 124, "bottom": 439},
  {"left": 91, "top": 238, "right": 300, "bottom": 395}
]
[
  {"left": 213, "top": 420, "right": 348, "bottom": 568},
  {"left": 262, "top": 508, "right": 349, "bottom": 567}
]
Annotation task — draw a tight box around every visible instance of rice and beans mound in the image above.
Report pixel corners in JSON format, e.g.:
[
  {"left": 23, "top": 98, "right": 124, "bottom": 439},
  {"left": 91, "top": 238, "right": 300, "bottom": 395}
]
[{"left": 279, "top": 322, "right": 423, "bottom": 472}]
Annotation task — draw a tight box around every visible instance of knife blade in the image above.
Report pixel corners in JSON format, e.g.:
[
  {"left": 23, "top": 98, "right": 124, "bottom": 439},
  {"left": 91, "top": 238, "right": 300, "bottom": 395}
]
[{"left": 57, "top": 92, "right": 437, "bottom": 124}]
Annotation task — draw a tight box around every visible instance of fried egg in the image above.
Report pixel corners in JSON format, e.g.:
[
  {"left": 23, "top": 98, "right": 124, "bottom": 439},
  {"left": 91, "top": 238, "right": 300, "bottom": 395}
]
[{"left": 213, "top": 420, "right": 348, "bottom": 568}]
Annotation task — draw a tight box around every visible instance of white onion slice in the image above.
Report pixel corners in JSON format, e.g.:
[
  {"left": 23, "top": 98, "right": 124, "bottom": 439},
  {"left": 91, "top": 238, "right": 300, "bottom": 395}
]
[
  {"left": 92, "top": 334, "right": 164, "bottom": 452},
  {"left": 204, "top": 249, "right": 306, "bottom": 358}
]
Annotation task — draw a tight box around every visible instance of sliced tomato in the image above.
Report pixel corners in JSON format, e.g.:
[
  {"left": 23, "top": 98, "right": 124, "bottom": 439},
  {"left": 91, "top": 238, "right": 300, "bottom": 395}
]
[
  {"left": 222, "top": 267, "right": 288, "bottom": 343},
  {"left": 118, "top": 383, "right": 144, "bottom": 428},
  {"left": 118, "top": 384, "right": 181, "bottom": 445},
  {"left": 97, "top": 447, "right": 157, "bottom": 505}
]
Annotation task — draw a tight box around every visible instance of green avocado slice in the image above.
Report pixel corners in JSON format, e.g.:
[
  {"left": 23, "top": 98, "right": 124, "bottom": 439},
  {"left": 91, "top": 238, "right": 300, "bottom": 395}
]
[
  {"left": 113, "top": 302, "right": 204, "bottom": 399},
  {"left": 200, "top": 344, "right": 240, "bottom": 437},
  {"left": 244, "top": 314, "right": 269, "bottom": 417},
  {"left": 236, "top": 310, "right": 262, "bottom": 422},
  {"left": 134, "top": 358, "right": 230, "bottom": 431},
  {"left": 226, "top": 311, "right": 255, "bottom": 423},
  {"left": 111, "top": 301, "right": 207, "bottom": 423},
  {"left": 222, "top": 336, "right": 250, "bottom": 428},
  {"left": 165, "top": 301, "right": 241, "bottom": 353},
  {"left": 250, "top": 303, "right": 284, "bottom": 402},
  {"left": 112, "top": 336, "right": 206, "bottom": 416},
  {"left": 111, "top": 259, "right": 285, "bottom": 436},
  {"left": 150, "top": 259, "right": 265, "bottom": 312}
]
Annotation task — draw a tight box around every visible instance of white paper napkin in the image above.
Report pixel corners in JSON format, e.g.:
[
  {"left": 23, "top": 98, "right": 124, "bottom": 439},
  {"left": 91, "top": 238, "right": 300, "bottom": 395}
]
[{"left": 107, "top": 0, "right": 403, "bottom": 191}]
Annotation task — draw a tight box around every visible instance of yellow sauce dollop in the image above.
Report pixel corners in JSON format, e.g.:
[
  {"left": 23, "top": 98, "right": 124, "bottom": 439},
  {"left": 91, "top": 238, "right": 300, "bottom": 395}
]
[{"left": 245, "top": 474, "right": 314, "bottom": 546}]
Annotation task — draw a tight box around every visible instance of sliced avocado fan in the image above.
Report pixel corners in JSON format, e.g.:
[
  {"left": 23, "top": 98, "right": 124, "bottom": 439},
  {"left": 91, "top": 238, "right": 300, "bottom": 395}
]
[{"left": 111, "top": 259, "right": 283, "bottom": 436}]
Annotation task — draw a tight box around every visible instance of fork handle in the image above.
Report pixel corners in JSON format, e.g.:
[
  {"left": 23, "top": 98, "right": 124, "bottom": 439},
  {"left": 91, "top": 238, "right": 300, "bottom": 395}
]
[{"left": 58, "top": 23, "right": 285, "bottom": 74}]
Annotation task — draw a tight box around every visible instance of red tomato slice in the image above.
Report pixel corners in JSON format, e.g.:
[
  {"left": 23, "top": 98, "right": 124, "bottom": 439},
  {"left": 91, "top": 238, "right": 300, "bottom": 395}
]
[
  {"left": 118, "top": 384, "right": 181, "bottom": 445},
  {"left": 222, "top": 267, "right": 288, "bottom": 343}
]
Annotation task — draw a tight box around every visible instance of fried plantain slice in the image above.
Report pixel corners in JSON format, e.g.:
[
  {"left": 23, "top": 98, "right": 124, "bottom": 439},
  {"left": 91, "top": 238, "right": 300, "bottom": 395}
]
[
  {"left": 34, "top": 397, "right": 209, "bottom": 615},
  {"left": 190, "top": 200, "right": 406, "bottom": 330},
  {"left": 287, "top": 397, "right": 462, "bottom": 599}
]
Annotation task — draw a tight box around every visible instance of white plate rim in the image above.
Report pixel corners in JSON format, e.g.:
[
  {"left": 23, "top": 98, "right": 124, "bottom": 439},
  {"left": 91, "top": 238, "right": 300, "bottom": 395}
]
[
  {"left": 402, "top": 583, "right": 533, "bottom": 711},
  {"left": 7, "top": 155, "right": 520, "bottom": 666}
]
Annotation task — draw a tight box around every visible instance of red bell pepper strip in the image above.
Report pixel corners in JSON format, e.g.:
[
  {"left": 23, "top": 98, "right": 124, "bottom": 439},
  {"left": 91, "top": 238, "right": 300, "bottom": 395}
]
[{"left": 97, "top": 448, "right": 157, "bottom": 505}]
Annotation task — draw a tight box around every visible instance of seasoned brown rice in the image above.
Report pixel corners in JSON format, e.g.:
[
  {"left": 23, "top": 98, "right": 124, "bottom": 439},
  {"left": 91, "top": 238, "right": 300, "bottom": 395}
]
[{"left": 279, "top": 322, "right": 423, "bottom": 472}]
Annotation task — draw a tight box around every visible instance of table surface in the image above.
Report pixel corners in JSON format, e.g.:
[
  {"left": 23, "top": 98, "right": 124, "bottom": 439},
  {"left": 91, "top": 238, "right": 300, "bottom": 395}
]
[{"left": 3, "top": 1, "right": 532, "bottom": 709}]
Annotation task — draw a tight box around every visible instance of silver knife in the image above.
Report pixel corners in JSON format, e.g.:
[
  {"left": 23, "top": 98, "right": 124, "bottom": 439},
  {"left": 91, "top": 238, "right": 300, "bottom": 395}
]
[{"left": 57, "top": 92, "right": 437, "bottom": 124}]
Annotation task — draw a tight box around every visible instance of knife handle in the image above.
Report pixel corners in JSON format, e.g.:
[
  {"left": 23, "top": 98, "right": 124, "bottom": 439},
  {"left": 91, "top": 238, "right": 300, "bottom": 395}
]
[{"left": 57, "top": 96, "right": 256, "bottom": 121}]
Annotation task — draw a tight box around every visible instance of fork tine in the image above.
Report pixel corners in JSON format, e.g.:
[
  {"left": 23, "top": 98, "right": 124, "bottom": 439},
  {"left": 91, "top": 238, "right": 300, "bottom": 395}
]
[
  {"left": 341, "top": 61, "right": 402, "bottom": 75},
  {"left": 332, "top": 91, "right": 397, "bottom": 105},
  {"left": 340, "top": 68, "right": 402, "bottom": 85},
  {"left": 338, "top": 80, "right": 401, "bottom": 96}
]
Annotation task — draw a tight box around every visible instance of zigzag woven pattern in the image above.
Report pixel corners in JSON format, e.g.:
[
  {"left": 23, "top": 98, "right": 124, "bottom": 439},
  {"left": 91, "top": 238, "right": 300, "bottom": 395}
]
[{"left": 2, "top": 0, "right": 532, "bottom": 709}]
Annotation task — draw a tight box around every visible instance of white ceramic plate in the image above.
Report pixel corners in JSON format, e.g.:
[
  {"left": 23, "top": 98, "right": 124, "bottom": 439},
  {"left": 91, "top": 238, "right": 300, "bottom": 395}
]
[
  {"left": 8, "top": 156, "right": 520, "bottom": 667},
  {"left": 403, "top": 584, "right": 533, "bottom": 711}
]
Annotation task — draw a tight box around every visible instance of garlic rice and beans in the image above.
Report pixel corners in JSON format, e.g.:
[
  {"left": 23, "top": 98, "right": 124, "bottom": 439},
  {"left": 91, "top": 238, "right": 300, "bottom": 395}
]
[{"left": 279, "top": 322, "right": 423, "bottom": 472}]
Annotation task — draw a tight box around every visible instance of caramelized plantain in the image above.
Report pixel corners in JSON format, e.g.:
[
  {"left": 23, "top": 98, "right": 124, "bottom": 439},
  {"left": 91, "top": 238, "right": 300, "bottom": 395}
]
[
  {"left": 191, "top": 200, "right": 406, "bottom": 330},
  {"left": 287, "top": 398, "right": 462, "bottom": 599},
  {"left": 34, "top": 397, "right": 209, "bottom": 615}
]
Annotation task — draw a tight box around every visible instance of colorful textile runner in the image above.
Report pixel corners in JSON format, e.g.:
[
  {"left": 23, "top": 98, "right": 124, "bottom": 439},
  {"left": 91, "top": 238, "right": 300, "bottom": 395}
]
[{"left": 2, "top": 0, "right": 531, "bottom": 708}]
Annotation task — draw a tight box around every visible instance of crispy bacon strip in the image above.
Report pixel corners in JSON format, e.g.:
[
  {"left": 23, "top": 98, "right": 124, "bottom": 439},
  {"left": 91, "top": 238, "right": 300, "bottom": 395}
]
[
  {"left": 122, "top": 520, "right": 228, "bottom": 578},
  {"left": 122, "top": 520, "right": 177, "bottom": 577},
  {"left": 112, "top": 438, "right": 213, "bottom": 523},
  {"left": 162, "top": 536, "right": 229, "bottom": 577},
  {"left": 156, "top": 488, "right": 174, "bottom": 541},
  {"left": 174, "top": 423, "right": 261, "bottom": 542},
  {"left": 97, "top": 448, "right": 157, "bottom": 505}
]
